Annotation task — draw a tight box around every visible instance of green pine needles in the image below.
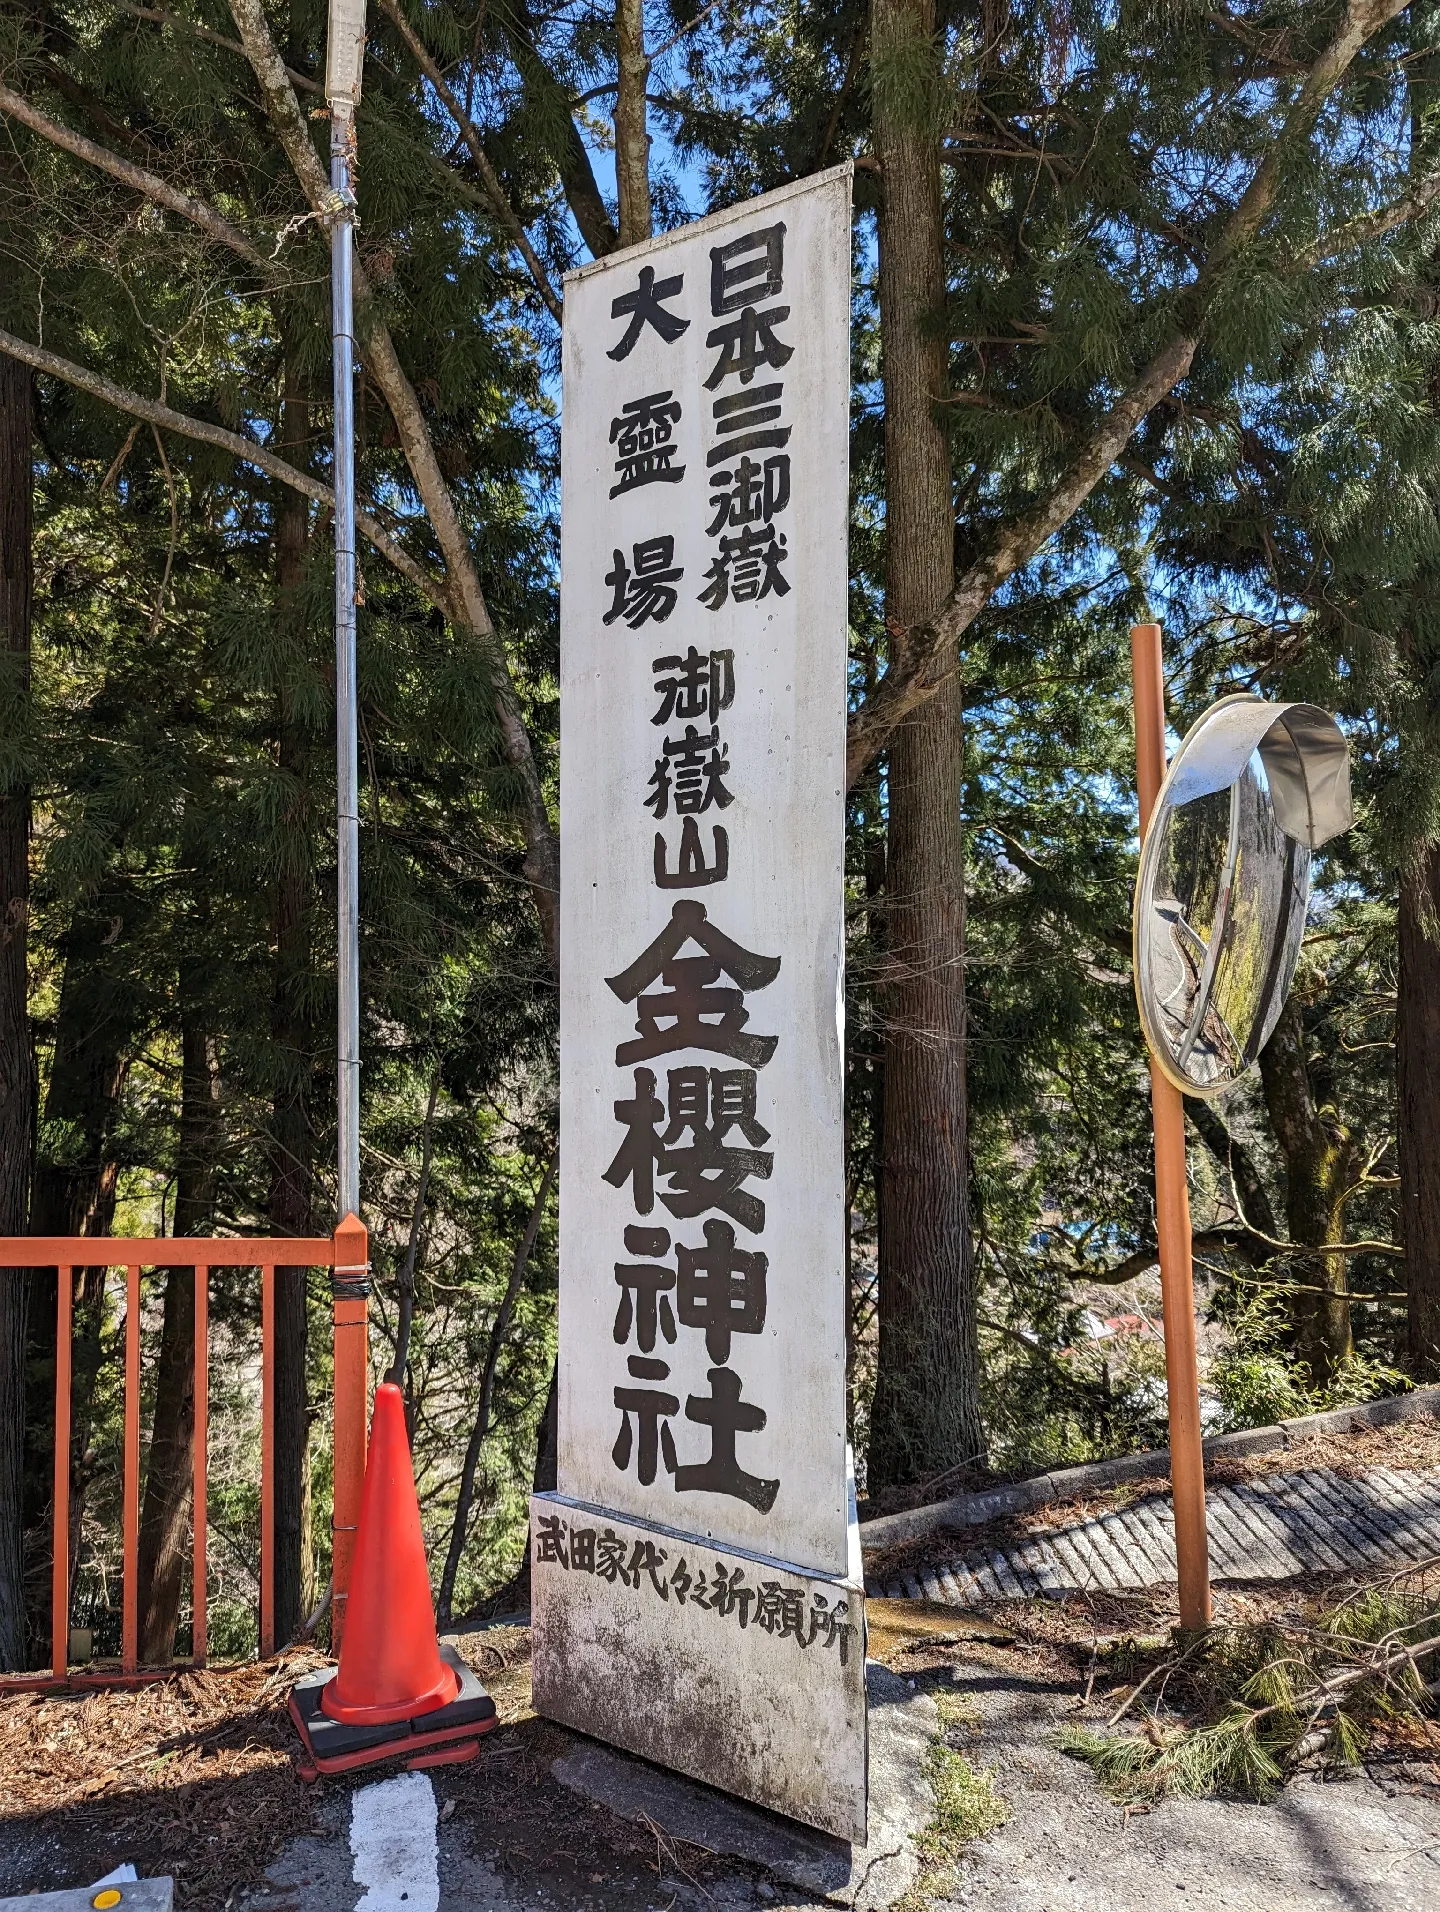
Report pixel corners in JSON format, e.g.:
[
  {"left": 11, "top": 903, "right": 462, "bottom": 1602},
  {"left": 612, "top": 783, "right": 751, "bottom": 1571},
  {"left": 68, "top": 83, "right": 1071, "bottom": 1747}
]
[{"left": 1061, "top": 1571, "right": 1440, "bottom": 1804}]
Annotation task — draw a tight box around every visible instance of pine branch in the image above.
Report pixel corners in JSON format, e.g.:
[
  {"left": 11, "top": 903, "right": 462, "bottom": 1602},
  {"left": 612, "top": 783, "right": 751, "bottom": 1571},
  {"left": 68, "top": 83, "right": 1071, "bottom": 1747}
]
[
  {"left": 812, "top": 15, "right": 867, "bottom": 173},
  {"left": 0, "top": 83, "right": 272, "bottom": 273},
  {"left": 846, "top": 334, "right": 1195, "bottom": 785},
  {"left": 1230, "top": 1226, "right": 1404, "bottom": 1259},
  {"left": 991, "top": 828, "right": 1131, "bottom": 956},
  {"left": 0, "top": 75, "right": 471, "bottom": 635},
  {"left": 36, "top": 58, "right": 168, "bottom": 158},
  {"left": 495, "top": 0, "right": 619, "bottom": 258},
  {"left": 1293, "top": 167, "right": 1440, "bottom": 268},
  {"left": 1082, "top": 1592, "right": 1440, "bottom": 1804},
  {"left": 1080, "top": 1231, "right": 1402, "bottom": 1287},
  {"left": 113, "top": 3, "right": 322, "bottom": 94},
  {"left": 373, "top": 0, "right": 563, "bottom": 321},
  {"left": 1203, "top": 8, "right": 1307, "bottom": 76},
  {"left": 226, "top": 0, "right": 560, "bottom": 966},
  {"left": 1187, "top": 1099, "right": 1281, "bottom": 1241},
  {"left": 0, "top": 325, "right": 453, "bottom": 619},
  {"left": 649, "top": 0, "right": 727, "bottom": 62},
  {"left": 1083, "top": 1228, "right": 1268, "bottom": 1286},
  {"left": 844, "top": 0, "right": 1411, "bottom": 789}
]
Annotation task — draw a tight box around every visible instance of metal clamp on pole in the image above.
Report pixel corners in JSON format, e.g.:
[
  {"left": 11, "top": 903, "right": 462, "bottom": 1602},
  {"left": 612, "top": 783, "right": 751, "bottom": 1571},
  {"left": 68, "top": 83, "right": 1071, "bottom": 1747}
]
[{"left": 330, "top": 1260, "right": 372, "bottom": 1300}]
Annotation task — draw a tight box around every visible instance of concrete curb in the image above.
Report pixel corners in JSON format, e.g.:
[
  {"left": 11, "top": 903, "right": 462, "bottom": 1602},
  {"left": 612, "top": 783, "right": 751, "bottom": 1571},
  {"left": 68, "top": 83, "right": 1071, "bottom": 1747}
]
[{"left": 857, "top": 1385, "right": 1440, "bottom": 1551}]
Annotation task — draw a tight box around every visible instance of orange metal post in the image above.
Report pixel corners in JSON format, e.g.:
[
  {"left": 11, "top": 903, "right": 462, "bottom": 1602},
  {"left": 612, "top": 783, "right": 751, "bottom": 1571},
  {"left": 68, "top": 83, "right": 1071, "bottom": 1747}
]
[
  {"left": 330, "top": 1213, "right": 370, "bottom": 1654},
  {"left": 1130, "top": 623, "right": 1213, "bottom": 1631},
  {"left": 51, "top": 1269, "right": 72, "bottom": 1683},
  {"left": 261, "top": 1263, "right": 275, "bottom": 1658},
  {"left": 192, "top": 1266, "right": 208, "bottom": 1666},
  {"left": 122, "top": 1265, "right": 141, "bottom": 1671}
]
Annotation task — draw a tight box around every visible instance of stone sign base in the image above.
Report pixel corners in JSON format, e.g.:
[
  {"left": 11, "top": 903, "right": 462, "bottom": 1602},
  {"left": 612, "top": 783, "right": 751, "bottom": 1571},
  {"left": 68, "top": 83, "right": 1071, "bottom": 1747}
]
[{"left": 529, "top": 1493, "right": 867, "bottom": 1842}]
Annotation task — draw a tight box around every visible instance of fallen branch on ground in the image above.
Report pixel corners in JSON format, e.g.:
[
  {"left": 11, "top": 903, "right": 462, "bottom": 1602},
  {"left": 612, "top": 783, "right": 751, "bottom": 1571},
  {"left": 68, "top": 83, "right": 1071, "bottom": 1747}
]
[{"left": 1062, "top": 1556, "right": 1440, "bottom": 1802}]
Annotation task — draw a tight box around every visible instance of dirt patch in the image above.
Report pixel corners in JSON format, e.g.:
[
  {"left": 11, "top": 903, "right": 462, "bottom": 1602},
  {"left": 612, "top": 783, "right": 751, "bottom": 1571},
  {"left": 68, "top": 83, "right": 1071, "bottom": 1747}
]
[
  {"left": 439, "top": 1627, "right": 741, "bottom": 1903},
  {"left": 1213, "top": 1414, "right": 1440, "bottom": 1482},
  {"left": 444, "top": 1623, "right": 534, "bottom": 1721},
  {"left": 433, "top": 1715, "right": 744, "bottom": 1909},
  {"left": 0, "top": 1654, "right": 327, "bottom": 1906},
  {"left": 0, "top": 1632, "right": 743, "bottom": 1911}
]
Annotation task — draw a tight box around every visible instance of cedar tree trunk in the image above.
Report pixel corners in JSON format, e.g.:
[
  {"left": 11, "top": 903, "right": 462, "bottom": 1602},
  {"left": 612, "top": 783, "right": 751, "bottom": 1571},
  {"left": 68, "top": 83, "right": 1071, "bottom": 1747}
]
[
  {"left": 614, "top": 0, "right": 651, "bottom": 247},
  {"left": 24, "top": 929, "right": 129, "bottom": 1654},
  {"left": 1402, "top": 13, "right": 1440, "bottom": 1380},
  {"left": 865, "top": 0, "right": 986, "bottom": 1491}
]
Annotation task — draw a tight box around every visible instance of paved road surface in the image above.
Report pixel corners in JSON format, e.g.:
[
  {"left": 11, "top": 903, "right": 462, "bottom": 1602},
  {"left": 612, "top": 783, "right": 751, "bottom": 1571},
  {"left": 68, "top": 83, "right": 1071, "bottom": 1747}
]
[
  {"left": 230, "top": 1663, "right": 1439, "bottom": 1912},
  {"left": 946, "top": 1654, "right": 1440, "bottom": 1912}
]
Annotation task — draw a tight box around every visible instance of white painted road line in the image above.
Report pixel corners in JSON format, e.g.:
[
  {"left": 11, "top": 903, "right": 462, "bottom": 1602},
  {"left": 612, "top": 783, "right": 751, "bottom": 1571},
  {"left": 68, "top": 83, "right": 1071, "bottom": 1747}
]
[{"left": 350, "top": 1771, "right": 440, "bottom": 1912}]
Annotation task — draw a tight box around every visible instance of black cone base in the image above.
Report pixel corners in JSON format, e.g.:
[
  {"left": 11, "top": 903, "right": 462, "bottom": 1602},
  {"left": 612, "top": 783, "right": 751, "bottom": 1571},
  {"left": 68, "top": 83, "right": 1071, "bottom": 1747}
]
[{"left": 289, "top": 1641, "right": 498, "bottom": 1776}]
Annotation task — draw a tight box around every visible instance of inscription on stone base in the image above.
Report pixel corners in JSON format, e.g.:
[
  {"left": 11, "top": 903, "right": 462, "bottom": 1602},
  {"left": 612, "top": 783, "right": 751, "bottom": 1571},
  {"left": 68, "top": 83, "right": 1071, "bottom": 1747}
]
[{"left": 530, "top": 1492, "right": 867, "bottom": 1842}]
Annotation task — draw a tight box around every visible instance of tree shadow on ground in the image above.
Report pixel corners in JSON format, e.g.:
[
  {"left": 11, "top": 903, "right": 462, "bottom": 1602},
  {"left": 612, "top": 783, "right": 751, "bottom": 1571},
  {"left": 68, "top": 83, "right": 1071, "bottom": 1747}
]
[{"left": 0, "top": 1653, "right": 744, "bottom": 1911}]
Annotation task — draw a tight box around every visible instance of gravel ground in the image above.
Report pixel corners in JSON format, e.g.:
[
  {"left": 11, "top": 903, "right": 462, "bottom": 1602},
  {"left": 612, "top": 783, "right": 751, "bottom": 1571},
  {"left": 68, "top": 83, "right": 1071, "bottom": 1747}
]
[{"left": 940, "top": 1651, "right": 1440, "bottom": 1912}]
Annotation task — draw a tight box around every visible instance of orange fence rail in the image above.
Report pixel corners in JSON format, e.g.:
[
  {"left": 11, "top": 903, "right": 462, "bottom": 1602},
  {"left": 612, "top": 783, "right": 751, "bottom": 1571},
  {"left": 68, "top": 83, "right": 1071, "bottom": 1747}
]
[{"left": 0, "top": 1216, "right": 369, "bottom": 1689}]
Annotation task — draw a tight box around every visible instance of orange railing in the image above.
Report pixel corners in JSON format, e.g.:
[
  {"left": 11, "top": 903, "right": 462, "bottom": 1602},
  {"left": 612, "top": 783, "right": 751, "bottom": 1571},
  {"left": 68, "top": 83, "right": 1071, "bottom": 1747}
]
[{"left": 0, "top": 1215, "right": 369, "bottom": 1689}]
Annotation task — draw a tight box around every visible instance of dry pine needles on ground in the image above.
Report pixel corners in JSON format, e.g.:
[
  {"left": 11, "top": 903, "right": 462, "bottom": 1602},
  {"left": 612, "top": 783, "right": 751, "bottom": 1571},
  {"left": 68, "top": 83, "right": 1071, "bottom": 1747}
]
[
  {"left": 0, "top": 1630, "right": 734, "bottom": 1911},
  {"left": 1212, "top": 1416, "right": 1440, "bottom": 1484},
  {"left": 0, "top": 1652, "right": 329, "bottom": 1904}
]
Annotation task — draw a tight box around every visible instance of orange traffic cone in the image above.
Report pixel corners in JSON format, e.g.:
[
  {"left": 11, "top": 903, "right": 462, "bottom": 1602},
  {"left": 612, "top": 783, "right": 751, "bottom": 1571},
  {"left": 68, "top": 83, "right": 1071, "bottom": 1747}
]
[
  {"left": 322, "top": 1381, "right": 457, "bottom": 1724},
  {"left": 289, "top": 1381, "right": 496, "bottom": 1777}
]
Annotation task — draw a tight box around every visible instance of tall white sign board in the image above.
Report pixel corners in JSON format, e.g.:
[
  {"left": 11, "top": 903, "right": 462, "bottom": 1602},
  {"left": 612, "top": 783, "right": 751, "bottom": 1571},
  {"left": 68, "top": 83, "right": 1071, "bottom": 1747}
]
[{"left": 531, "top": 164, "right": 864, "bottom": 1842}]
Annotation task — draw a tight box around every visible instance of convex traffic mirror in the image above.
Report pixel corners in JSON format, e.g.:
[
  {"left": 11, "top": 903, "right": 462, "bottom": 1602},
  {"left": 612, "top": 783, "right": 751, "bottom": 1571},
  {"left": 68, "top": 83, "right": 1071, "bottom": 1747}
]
[{"left": 1133, "top": 695, "right": 1353, "bottom": 1098}]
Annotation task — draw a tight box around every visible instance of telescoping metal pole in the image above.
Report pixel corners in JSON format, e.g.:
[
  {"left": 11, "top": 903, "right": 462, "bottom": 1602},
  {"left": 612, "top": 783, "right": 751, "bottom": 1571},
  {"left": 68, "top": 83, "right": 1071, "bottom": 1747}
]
[
  {"left": 1130, "top": 623, "right": 1212, "bottom": 1631},
  {"left": 331, "top": 102, "right": 360, "bottom": 1223},
  {"left": 325, "top": 0, "right": 369, "bottom": 1652}
]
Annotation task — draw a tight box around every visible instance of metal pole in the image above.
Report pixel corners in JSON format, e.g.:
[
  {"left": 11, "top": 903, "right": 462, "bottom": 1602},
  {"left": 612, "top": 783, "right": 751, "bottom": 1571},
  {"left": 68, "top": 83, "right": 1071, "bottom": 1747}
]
[
  {"left": 331, "top": 108, "right": 360, "bottom": 1225},
  {"left": 1130, "top": 622, "right": 1213, "bottom": 1631},
  {"left": 328, "top": 90, "right": 369, "bottom": 1655}
]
